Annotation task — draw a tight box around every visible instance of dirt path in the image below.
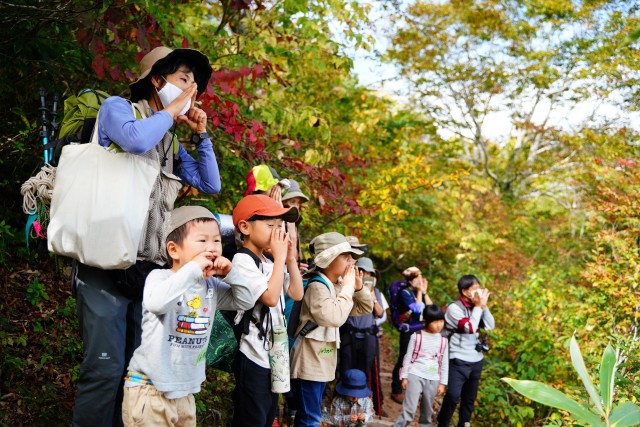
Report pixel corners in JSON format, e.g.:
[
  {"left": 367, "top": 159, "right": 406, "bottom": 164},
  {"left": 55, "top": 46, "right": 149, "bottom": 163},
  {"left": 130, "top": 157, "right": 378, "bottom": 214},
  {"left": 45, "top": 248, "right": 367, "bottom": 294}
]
[{"left": 379, "top": 333, "right": 403, "bottom": 421}]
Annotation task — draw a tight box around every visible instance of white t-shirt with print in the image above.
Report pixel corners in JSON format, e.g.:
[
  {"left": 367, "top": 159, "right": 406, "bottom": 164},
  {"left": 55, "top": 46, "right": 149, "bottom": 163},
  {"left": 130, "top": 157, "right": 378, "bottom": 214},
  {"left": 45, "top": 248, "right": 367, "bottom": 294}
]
[{"left": 232, "top": 251, "right": 290, "bottom": 369}]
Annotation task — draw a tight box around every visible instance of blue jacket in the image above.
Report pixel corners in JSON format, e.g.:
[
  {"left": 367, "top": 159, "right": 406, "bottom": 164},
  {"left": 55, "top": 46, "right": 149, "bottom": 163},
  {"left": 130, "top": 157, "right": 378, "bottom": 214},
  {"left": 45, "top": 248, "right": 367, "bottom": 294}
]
[
  {"left": 398, "top": 287, "right": 424, "bottom": 332},
  {"left": 97, "top": 96, "right": 221, "bottom": 194}
]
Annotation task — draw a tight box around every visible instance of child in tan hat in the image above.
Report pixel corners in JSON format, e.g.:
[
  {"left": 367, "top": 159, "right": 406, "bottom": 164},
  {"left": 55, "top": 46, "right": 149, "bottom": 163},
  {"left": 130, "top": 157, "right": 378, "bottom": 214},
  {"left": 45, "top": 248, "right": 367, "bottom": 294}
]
[
  {"left": 290, "top": 232, "right": 374, "bottom": 427},
  {"left": 122, "top": 206, "right": 256, "bottom": 427}
]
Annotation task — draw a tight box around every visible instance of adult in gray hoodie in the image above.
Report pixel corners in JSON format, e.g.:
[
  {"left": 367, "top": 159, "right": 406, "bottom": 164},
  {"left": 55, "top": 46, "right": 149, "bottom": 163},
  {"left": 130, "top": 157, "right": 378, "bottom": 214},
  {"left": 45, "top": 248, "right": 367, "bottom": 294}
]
[{"left": 437, "top": 275, "right": 495, "bottom": 427}]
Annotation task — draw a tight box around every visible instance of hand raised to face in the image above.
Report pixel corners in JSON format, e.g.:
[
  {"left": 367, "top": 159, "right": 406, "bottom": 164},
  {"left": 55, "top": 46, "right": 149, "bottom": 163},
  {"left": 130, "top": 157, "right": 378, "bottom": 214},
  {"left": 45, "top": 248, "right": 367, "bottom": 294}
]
[
  {"left": 269, "top": 226, "right": 289, "bottom": 262},
  {"left": 164, "top": 82, "right": 197, "bottom": 120},
  {"left": 210, "top": 256, "right": 232, "bottom": 277},
  {"left": 266, "top": 185, "right": 283, "bottom": 207},
  {"left": 176, "top": 87, "right": 208, "bottom": 133},
  {"left": 341, "top": 264, "right": 357, "bottom": 289},
  {"left": 479, "top": 288, "right": 490, "bottom": 307},
  {"left": 193, "top": 251, "right": 214, "bottom": 277},
  {"left": 354, "top": 268, "right": 364, "bottom": 291}
]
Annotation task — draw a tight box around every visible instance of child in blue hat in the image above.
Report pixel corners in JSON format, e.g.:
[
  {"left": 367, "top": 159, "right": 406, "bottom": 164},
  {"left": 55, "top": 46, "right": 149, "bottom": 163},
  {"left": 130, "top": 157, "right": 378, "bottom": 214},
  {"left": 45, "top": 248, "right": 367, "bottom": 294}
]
[{"left": 329, "top": 369, "right": 374, "bottom": 426}]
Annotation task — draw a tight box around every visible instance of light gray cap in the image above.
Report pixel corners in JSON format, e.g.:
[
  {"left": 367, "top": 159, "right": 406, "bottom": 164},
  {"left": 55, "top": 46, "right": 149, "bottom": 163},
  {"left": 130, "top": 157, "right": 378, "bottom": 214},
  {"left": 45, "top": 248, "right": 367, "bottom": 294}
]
[{"left": 355, "top": 257, "right": 375, "bottom": 273}]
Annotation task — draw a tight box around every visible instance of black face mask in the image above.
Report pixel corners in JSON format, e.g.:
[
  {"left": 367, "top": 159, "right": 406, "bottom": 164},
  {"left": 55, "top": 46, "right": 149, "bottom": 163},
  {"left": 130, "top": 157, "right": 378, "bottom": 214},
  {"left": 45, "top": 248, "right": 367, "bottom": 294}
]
[{"left": 283, "top": 204, "right": 303, "bottom": 225}]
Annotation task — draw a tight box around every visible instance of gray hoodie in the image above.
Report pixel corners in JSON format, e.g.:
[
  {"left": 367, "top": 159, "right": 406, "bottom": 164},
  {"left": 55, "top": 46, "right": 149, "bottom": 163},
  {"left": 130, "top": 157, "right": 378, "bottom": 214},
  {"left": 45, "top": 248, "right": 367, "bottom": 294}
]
[
  {"left": 445, "top": 298, "right": 495, "bottom": 363},
  {"left": 126, "top": 261, "right": 255, "bottom": 398}
]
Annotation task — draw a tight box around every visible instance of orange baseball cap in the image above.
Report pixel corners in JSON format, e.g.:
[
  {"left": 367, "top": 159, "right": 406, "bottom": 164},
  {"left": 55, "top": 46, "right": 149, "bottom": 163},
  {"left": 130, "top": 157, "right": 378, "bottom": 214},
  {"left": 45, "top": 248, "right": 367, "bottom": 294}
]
[{"left": 232, "top": 194, "right": 299, "bottom": 229}]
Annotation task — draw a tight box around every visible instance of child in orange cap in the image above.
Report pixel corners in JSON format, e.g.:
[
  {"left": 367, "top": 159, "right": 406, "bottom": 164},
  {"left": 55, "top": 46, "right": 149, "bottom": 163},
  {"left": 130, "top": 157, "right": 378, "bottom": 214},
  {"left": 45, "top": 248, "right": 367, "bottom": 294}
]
[{"left": 230, "top": 195, "right": 303, "bottom": 427}]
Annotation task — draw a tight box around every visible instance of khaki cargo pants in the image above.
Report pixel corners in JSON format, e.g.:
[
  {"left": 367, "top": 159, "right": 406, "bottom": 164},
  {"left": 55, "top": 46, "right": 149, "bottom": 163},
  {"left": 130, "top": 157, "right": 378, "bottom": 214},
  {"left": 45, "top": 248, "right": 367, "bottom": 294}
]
[{"left": 122, "top": 385, "right": 196, "bottom": 427}]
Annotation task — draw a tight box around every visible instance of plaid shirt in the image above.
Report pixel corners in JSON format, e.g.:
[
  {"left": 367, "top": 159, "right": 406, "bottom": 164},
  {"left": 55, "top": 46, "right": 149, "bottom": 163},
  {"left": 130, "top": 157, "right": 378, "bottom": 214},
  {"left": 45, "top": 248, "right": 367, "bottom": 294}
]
[{"left": 328, "top": 395, "right": 374, "bottom": 426}]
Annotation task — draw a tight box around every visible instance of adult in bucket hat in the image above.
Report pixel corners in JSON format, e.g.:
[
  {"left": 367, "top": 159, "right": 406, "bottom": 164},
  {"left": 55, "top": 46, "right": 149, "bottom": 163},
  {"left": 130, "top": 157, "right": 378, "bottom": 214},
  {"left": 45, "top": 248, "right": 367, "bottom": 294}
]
[
  {"left": 330, "top": 369, "right": 375, "bottom": 425},
  {"left": 282, "top": 179, "right": 310, "bottom": 210},
  {"left": 72, "top": 45, "right": 221, "bottom": 427},
  {"left": 129, "top": 46, "right": 212, "bottom": 102},
  {"left": 346, "top": 235, "right": 369, "bottom": 253}
]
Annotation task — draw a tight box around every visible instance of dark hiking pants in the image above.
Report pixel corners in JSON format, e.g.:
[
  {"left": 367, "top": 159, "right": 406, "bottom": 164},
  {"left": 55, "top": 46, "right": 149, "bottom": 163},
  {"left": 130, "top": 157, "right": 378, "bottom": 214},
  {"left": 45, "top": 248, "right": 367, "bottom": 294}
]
[
  {"left": 72, "top": 262, "right": 142, "bottom": 427},
  {"left": 232, "top": 351, "right": 278, "bottom": 427},
  {"left": 437, "top": 358, "right": 484, "bottom": 427}
]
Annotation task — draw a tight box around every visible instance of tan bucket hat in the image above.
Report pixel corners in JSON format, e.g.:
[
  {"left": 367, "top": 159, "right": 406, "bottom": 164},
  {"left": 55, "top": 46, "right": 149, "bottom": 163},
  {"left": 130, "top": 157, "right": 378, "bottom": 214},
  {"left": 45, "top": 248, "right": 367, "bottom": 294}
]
[
  {"left": 129, "top": 46, "right": 213, "bottom": 102},
  {"left": 309, "top": 232, "right": 363, "bottom": 270}
]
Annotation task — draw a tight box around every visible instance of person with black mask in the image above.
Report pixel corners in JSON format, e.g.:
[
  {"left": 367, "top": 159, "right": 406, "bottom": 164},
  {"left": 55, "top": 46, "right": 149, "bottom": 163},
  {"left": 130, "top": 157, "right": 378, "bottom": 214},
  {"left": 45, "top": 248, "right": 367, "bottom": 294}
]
[{"left": 282, "top": 179, "right": 310, "bottom": 272}]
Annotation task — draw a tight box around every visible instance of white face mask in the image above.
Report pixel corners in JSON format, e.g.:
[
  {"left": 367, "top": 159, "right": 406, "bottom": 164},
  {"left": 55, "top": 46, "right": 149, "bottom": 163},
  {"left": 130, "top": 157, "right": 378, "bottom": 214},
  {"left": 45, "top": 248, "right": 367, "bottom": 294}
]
[{"left": 156, "top": 78, "right": 190, "bottom": 116}]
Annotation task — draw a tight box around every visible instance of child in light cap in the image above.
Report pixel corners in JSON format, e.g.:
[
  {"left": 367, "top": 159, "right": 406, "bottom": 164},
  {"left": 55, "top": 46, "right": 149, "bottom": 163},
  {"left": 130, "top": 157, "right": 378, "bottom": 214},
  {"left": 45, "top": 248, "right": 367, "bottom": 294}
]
[
  {"left": 122, "top": 205, "right": 256, "bottom": 427},
  {"left": 290, "top": 231, "right": 374, "bottom": 427}
]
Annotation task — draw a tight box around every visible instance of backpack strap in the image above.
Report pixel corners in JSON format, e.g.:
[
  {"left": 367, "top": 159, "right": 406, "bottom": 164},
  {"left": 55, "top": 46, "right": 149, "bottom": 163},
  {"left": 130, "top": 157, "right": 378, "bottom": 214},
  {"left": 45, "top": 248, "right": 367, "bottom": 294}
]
[
  {"left": 447, "top": 298, "right": 485, "bottom": 336},
  {"left": 437, "top": 335, "right": 447, "bottom": 378},
  {"left": 296, "top": 275, "right": 331, "bottom": 337},
  {"left": 236, "top": 247, "right": 262, "bottom": 270},
  {"left": 306, "top": 274, "right": 331, "bottom": 292},
  {"left": 223, "top": 248, "right": 265, "bottom": 341},
  {"left": 238, "top": 247, "right": 268, "bottom": 339},
  {"left": 289, "top": 275, "right": 331, "bottom": 351},
  {"left": 410, "top": 331, "right": 423, "bottom": 365},
  {"left": 444, "top": 299, "right": 467, "bottom": 338},
  {"left": 400, "top": 331, "right": 422, "bottom": 378}
]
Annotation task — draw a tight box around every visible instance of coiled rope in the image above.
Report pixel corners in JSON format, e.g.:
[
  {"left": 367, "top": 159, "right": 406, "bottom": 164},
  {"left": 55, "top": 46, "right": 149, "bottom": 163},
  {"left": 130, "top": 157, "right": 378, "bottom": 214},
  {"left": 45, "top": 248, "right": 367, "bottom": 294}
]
[{"left": 21, "top": 163, "right": 56, "bottom": 214}]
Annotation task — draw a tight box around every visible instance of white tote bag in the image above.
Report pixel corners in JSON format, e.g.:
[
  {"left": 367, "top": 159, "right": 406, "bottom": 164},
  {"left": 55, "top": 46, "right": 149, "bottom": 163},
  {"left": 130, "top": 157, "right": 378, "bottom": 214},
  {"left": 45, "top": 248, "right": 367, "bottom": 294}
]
[{"left": 48, "top": 112, "right": 159, "bottom": 269}]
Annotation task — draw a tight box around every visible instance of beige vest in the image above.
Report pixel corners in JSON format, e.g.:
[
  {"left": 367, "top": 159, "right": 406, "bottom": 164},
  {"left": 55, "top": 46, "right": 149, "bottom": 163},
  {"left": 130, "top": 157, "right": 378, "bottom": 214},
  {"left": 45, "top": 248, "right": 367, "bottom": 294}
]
[{"left": 132, "top": 100, "right": 182, "bottom": 265}]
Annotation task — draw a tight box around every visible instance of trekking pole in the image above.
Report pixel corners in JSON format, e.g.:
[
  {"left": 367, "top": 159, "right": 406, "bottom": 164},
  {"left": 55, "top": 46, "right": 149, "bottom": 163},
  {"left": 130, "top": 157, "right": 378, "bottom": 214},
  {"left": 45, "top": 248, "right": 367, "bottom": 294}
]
[
  {"left": 373, "top": 356, "right": 382, "bottom": 416},
  {"left": 49, "top": 92, "right": 60, "bottom": 162},
  {"left": 38, "top": 87, "right": 50, "bottom": 163},
  {"left": 51, "top": 92, "right": 59, "bottom": 139}
]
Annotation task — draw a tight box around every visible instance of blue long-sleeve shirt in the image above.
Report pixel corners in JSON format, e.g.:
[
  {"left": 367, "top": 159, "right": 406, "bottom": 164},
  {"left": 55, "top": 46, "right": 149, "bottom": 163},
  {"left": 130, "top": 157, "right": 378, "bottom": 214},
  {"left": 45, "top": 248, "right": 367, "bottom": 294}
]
[
  {"left": 97, "top": 96, "right": 221, "bottom": 194},
  {"left": 399, "top": 287, "right": 425, "bottom": 332}
]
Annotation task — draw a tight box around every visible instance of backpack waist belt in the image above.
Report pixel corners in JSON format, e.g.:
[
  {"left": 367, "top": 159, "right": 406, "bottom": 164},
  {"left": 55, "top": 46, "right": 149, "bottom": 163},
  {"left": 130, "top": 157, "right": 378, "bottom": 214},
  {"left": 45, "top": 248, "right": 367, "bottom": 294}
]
[{"left": 342, "top": 324, "right": 378, "bottom": 336}]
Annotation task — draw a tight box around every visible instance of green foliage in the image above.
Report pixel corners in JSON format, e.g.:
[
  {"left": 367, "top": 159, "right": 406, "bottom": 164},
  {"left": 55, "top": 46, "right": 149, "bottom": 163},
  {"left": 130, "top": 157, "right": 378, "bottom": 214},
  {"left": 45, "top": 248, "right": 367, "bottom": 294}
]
[
  {"left": 26, "top": 275, "right": 49, "bottom": 307},
  {"left": 386, "top": 0, "right": 640, "bottom": 202},
  {"left": 0, "top": 220, "right": 15, "bottom": 267},
  {"left": 504, "top": 336, "right": 640, "bottom": 427},
  {"left": 195, "top": 369, "right": 236, "bottom": 425}
]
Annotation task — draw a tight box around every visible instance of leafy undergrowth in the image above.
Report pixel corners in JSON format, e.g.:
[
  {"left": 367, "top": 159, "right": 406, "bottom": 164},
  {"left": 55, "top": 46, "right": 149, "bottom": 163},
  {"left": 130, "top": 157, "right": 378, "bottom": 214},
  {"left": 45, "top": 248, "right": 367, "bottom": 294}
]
[
  {"left": 0, "top": 254, "right": 234, "bottom": 426},
  {"left": 0, "top": 257, "right": 79, "bottom": 426},
  {"left": 197, "top": 370, "right": 235, "bottom": 426}
]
